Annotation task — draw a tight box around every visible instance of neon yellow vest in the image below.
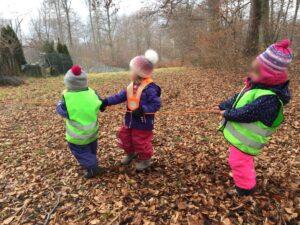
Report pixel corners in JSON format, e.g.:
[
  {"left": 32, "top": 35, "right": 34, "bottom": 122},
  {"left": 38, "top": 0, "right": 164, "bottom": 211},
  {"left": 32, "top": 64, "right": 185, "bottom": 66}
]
[
  {"left": 63, "top": 88, "right": 102, "bottom": 145},
  {"left": 223, "top": 89, "right": 284, "bottom": 155}
]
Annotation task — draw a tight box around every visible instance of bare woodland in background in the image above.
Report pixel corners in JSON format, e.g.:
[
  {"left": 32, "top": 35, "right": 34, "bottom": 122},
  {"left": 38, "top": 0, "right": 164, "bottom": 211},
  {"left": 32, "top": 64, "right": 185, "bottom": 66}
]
[{"left": 1, "top": 0, "right": 300, "bottom": 72}]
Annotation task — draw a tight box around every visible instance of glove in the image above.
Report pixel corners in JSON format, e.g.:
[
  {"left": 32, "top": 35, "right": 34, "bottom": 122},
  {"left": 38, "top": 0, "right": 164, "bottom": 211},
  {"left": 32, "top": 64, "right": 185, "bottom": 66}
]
[
  {"left": 131, "top": 107, "right": 144, "bottom": 117},
  {"left": 100, "top": 99, "right": 108, "bottom": 112}
]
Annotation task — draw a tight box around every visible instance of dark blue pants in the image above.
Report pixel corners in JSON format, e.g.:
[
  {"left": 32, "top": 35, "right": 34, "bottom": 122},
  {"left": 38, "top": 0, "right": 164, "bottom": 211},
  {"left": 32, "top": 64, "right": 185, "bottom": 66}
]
[{"left": 68, "top": 140, "right": 98, "bottom": 169}]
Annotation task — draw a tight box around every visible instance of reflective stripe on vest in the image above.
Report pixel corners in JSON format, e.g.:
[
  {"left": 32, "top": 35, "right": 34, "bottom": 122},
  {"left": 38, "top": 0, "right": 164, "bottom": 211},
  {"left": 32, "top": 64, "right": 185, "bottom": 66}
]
[
  {"left": 66, "top": 127, "right": 98, "bottom": 140},
  {"left": 226, "top": 122, "right": 265, "bottom": 149},
  {"left": 68, "top": 120, "right": 98, "bottom": 131},
  {"left": 240, "top": 123, "right": 274, "bottom": 136},
  {"left": 127, "top": 78, "right": 153, "bottom": 111}
]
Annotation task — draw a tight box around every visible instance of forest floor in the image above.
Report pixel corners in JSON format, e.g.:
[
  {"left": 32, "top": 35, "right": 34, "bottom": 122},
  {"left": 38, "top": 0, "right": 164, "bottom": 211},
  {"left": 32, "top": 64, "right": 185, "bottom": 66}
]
[{"left": 0, "top": 67, "right": 299, "bottom": 225}]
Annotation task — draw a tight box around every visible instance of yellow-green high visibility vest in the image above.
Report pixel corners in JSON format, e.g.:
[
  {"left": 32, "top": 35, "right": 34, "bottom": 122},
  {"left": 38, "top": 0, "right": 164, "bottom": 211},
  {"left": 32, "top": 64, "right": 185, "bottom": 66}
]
[
  {"left": 63, "top": 88, "right": 102, "bottom": 145},
  {"left": 223, "top": 89, "right": 284, "bottom": 155}
]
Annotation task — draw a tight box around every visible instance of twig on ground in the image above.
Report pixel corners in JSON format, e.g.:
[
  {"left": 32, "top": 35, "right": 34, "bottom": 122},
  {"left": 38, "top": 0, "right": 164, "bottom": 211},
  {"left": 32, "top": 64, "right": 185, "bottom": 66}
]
[
  {"left": 16, "top": 199, "right": 31, "bottom": 224},
  {"left": 107, "top": 207, "right": 128, "bottom": 225},
  {"left": 43, "top": 188, "right": 61, "bottom": 225}
]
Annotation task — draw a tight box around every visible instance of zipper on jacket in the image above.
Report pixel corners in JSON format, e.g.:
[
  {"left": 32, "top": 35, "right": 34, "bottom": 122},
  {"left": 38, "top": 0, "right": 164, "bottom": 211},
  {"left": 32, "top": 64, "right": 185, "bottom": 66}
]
[{"left": 129, "top": 112, "right": 132, "bottom": 128}]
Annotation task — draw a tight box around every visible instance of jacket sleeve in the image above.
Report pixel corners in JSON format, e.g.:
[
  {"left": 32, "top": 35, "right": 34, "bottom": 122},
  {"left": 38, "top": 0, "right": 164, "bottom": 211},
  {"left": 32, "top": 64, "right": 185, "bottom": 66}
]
[
  {"left": 219, "top": 94, "right": 239, "bottom": 110},
  {"left": 106, "top": 89, "right": 127, "bottom": 106},
  {"left": 224, "top": 95, "right": 281, "bottom": 127},
  {"left": 56, "top": 99, "right": 69, "bottom": 119},
  {"left": 94, "top": 90, "right": 104, "bottom": 109},
  {"left": 142, "top": 85, "right": 162, "bottom": 113}
]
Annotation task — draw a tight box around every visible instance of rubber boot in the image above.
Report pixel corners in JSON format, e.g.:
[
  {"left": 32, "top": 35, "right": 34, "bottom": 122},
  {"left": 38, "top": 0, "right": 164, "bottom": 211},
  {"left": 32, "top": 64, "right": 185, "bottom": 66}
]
[
  {"left": 236, "top": 186, "right": 256, "bottom": 196},
  {"left": 121, "top": 153, "right": 137, "bottom": 165},
  {"left": 136, "top": 160, "right": 151, "bottom": 172},
  {"left": 84, "top": 166, "right": 103, "bottom": 179}
]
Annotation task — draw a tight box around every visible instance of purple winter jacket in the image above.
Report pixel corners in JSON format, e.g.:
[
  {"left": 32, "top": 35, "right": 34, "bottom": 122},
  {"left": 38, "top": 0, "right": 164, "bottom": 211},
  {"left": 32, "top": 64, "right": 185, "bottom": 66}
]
[{"left": 106, "top": 83, "right": 161, "bottom": 130}]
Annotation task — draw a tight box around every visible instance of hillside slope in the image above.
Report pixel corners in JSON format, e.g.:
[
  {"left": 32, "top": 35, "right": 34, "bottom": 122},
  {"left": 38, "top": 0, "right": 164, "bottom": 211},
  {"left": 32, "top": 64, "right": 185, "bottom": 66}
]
[{"left": 0, "top": 68, "right": 299, "bottom": 224}]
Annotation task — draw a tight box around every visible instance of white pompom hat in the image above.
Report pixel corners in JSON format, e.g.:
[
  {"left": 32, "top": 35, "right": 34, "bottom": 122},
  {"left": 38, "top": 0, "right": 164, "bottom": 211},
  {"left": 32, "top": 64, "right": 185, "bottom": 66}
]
[{"left": 129, "top": 49, "right": 159, "bottom": 78}]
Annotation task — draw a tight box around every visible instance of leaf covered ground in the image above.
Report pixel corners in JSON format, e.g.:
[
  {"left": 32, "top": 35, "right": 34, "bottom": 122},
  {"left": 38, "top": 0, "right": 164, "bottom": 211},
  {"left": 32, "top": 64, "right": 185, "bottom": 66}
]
[{"left": 0, "top": 67, "right": 299, "bottom": 225}]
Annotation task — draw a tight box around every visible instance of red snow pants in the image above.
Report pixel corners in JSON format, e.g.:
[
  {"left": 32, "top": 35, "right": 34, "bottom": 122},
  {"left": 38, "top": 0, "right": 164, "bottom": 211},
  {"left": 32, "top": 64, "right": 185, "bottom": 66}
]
[{"left": 117, "top": 126, "right": 154, "bottom": 160}]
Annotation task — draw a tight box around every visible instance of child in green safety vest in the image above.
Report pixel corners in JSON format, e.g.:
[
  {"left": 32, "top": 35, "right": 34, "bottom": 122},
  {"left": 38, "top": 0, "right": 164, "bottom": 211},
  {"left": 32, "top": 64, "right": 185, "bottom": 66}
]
[
  {"left": 56, "top": 65, "right": 103, "bottom": 179},
  {"left": 218, "top": 39, "right": 293, "bottom": 196}
]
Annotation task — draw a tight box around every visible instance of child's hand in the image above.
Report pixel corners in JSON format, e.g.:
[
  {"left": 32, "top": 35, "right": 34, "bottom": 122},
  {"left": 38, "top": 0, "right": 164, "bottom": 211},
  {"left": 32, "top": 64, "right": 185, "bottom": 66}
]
[
  {"left": 100, "top": 99, "right": 108, "bottom": 112},
  {"left": 211, "top": 106, "right": 221, "bottom": 114},
  {"left": 220, "top": 110, "right": 226, "bottom": 117}
]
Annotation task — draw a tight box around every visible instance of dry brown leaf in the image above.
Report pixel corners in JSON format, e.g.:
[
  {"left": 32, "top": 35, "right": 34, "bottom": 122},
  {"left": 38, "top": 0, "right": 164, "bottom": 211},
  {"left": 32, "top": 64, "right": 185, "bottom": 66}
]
[
  {"left": 90, "top": 219, "right": 101, "bottom": 224},
  {"left": 222, "top": 218, "right": 232, "bottom": 225},
  {"left": 187, "top": 214, "right": 204, "bottom": 225}
]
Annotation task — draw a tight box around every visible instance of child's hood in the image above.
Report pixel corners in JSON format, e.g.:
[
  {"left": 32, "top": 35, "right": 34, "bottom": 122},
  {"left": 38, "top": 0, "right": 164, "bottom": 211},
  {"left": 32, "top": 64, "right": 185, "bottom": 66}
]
[
  {"left": 145, "top": 82, "right": 162, "bottom": 97},
  {"left": 254, "top": 81, "right": 291, "bottom": 105}
]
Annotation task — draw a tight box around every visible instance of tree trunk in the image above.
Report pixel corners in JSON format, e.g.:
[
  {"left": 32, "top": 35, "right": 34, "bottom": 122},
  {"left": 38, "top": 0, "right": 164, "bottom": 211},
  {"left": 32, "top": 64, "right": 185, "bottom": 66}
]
[
  {"left": 87, "top": 0, "right": 101, "bottom": 62},
  {"left": 65, "top": 9, "right": 73, "bottom": 47},
  {"left": 105, "top": 5, "right": 115, "bottom": 62},
  {"left": 290, "top": 0, "right": 300, "bottom": 41},
  {"left": 207, "top": 0, "right": 220, "bottom": 32},
  {"left": 94, "top": 5, "right": 103, "bottom": 55},
  {"left": 262, "top": 0, "right": 271, "bottom": 46},
  {"left": 244, "top": 0, "right": 263, "bottom": 56},
  {"left": 52, "top": 0, "right": 64, "bottom": 43},
  {"left": 87, "top": 0, "right": 96, "bottom": 47},
  {"left": 61, "top": 0, "right": 73, "bottom": 47}
]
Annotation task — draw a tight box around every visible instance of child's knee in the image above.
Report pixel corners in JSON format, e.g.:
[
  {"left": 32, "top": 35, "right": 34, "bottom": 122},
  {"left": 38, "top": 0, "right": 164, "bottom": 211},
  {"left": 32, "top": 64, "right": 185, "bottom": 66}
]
[
  {"left": 228, "top": 148, "right": 254, "bottom": 176},
  {"left": 117, "top": 127, "right": 131, "bottom": 142},
  {"left": 133, "top": 137, "right": 153, "bottom": 160}
]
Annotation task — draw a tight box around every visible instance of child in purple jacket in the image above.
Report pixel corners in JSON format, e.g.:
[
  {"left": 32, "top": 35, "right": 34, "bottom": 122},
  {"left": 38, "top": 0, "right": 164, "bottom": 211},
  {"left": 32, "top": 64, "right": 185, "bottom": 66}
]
[{"left": 101, "top": 50, "right": 161, "bottom": 172}]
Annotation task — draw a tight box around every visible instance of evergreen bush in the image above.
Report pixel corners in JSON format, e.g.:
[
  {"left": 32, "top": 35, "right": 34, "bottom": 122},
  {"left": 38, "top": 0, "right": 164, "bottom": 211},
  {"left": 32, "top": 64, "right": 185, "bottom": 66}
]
[
  {"left": 0, "top": 25, "right": 26, "bottom": 76},
  {"left": 41, "top": 40, "right": 73, "bottom": 76}
]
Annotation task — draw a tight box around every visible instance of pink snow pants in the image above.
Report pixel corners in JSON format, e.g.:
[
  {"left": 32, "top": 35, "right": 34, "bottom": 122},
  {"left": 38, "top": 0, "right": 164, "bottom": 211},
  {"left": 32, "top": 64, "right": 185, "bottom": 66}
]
[{"left": 228, "top": 146, "right": 256, "bottom": 190}]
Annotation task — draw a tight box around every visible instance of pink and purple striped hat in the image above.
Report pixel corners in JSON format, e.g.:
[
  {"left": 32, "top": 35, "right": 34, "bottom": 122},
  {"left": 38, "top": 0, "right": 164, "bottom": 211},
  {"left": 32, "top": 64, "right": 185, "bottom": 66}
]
[{"left": 256, "top": 39, "right": 293, "bottom": 85}]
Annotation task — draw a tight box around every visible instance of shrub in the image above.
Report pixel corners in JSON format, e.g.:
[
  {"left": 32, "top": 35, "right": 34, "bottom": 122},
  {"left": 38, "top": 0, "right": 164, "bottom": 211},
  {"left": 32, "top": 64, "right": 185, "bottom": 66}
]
[
  {"left": 41, "top": 40, "right": 73, "bottom": 75},
  {"left": 42, "top": 40, "right": 56, "bottom": 54},
  {"left": 0, "top": 75, "right": 24, "bottom": 86},
  {"left": 42, "top": 53, "right": 73, "bottom": 75},
  {"left": 22, "top": 64, "right": 42, "bottom": 77}
]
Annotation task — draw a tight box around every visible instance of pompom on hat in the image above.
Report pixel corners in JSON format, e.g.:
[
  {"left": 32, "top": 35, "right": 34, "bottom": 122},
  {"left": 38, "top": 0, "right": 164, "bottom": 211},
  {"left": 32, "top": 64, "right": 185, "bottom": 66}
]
[
  {"left": 130, "top": 49, "right": 159, "bottom": 78},
  {"left": 64, "top": 65, "right": 88, "bottom": 90},
  {"left": 256, "top": 39, "right": 293, "bottom": 86}
]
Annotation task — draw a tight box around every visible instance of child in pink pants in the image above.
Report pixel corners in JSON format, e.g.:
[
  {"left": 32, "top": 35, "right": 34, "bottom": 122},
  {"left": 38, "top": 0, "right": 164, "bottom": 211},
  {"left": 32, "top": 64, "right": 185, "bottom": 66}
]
[{"left": 219, "top": 40, "right": 293, "bottom": 195}]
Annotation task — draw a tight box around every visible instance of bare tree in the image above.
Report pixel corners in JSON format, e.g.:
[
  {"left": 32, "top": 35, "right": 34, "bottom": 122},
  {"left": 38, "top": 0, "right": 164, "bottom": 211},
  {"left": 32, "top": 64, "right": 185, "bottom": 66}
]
[
  {"left": 207, "top": 0, "right": 221, "bottom": 32},
  {"left": 51, "top": 0, "right": 64, "bottom": 43},
  {"left": 86, "top": 0, "right": 96, "bottom": 47},
  {"left": 99, "top": 0, "right": 119, "bottom": 63},
  {"left": 61, "top": 0, "right": 73, "bottom": 47},
  {"left": 290, "top": 0, "right": 300, "bottom": 40},
  {"left": 24, "top": 0, "right": 298, "bottom": 69}
]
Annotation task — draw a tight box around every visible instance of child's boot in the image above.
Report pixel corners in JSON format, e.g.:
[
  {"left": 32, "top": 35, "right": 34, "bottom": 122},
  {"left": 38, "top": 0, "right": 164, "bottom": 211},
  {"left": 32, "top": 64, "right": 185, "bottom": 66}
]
[
  {"left": 136, "top": 160, "right": 151, "bottom": 172},
  {"left": 235, "top": 186, "right": 256, "bottom": 196},
  {"left": 84, "top": 166, "right": 103, "bottom": 179},
  {"left": 121, "top": 153, "right": 137, "bottom": 165}
]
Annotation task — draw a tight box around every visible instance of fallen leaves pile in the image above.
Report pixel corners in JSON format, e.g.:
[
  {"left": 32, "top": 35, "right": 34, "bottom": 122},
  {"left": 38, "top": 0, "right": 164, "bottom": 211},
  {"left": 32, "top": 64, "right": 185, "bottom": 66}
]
[{"left": 0, "top": 67, "right": 299, "bottom": 225}]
